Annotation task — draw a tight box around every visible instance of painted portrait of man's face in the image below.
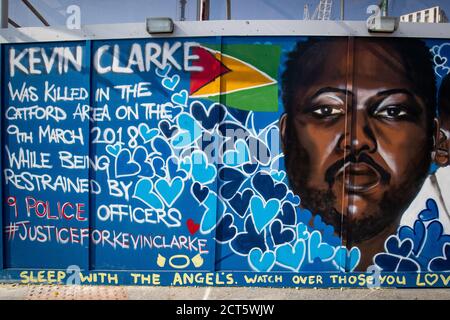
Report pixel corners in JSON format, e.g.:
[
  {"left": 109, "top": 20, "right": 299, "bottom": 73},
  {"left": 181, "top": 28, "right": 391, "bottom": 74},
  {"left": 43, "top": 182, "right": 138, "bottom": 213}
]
[{"left": 280, "top": 38, "right": 440, "bottom": 268}]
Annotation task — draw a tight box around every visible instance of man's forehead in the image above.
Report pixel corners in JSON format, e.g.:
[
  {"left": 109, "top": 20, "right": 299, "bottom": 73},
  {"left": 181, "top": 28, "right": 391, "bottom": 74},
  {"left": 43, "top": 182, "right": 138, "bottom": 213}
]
[
  {"left": 354, "top": 41, "right": 411, "bottom": 80},
  {"left": 295, "top": 40, "right": 416, "bottom": 93}
]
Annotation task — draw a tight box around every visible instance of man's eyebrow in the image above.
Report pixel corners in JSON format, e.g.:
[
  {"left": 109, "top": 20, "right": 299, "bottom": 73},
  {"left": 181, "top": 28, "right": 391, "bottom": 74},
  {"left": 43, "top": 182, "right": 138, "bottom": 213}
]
[
  {"left": 376, "top": 88, "right": 415, "bottom": 98},
  {"left": 374, "top": 88, "right": 423, "bottom": 116},
  {"left": 310, "top": 87, "right": 353, "bottom": 100}
]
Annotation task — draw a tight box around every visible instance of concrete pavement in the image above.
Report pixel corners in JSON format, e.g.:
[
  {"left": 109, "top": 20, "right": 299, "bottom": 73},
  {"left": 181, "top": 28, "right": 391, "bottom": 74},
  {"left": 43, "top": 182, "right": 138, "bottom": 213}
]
[{"left": 0, "top": 284, "right": 450, "bottom": 300}]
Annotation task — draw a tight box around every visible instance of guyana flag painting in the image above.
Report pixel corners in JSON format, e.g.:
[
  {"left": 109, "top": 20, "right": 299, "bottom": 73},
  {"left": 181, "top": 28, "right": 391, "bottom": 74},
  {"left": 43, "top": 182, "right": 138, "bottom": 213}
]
[{"left": 189, "top": 44, "right": 281, "bottom": 112}]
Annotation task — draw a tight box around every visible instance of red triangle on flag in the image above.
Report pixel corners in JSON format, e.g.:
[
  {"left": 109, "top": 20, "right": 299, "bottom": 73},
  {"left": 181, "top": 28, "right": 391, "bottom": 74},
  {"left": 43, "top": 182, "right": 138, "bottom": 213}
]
[{"left": 189, "top": 46, "right": 230, "bottom": 95}]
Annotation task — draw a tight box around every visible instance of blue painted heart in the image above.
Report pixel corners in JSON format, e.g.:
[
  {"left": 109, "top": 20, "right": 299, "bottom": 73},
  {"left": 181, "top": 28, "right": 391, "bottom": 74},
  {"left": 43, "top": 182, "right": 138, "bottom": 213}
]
[
  {"left": 191, "top": 101, "right": 226, "bottom": 131},
  {"left": 430, "top": 45, "right": 439, "bottom": 56},
  {"left": 171, "top": 113, "right": 202, "bottom": 148},
  {"left": 334, "top": 246, "right": 361, "bottom": 272},
  {"left": 313, "top": 214, "right": 326, "bottom": 230},
  {"left": 313, "top": 214, "right": 335, "bottom": 238},
  {"left": 308, "top": 230, "right": 335, "bottom": 262},
  {"left": 223, "top": 139, "right": 250, "bottom": 167},
  {"left": 161, "top": 74, "right": 180, "bottom": 91},
  {"left": 219, "top": 167, "right": 246, "bottom": 200},
  {"left": 252, "top": 172, "right": 287, "bottom": 201},
  {"left": 418, "top": 221, "right": 450, "bottom": 262},
  {"left": 248, "top": 248, "right": 276, "bottom": 272},
  {"left": 171, "top": 89, "right": 188, "bottom": 106},
  {"left": 106, "top": 143, "right": 121, "bottom": 157},
  {"left": 270, "top": 170, "right": 286, "bottom": 182},
  {"left": 276, "top": 202, "right": 296, "bottom": 226},
  {"left": 275, "top": 240, "right": 306, "bottom": 272},
  {"left": 152, "top": 157, "right": 166, "bottom": 177},
  {"left": 296, "top": 223, "right": 309, "bottom": 240},
  {"left": 398, "top": 220, "right": 426, "bottom": 255},
  {"left": 191, "top": 151, "right": 217, "bottom": 185},
  {"left": 133, "top": 147, "right": 154, "bottom": 177},
  {"left": 228, "top": 189, "right": 253, "bottom": 217},
  {"left": 155, "top": 177, "right": 184, "bottom": 207},
  {"left": 434, "top": 55, "right": 448, "bottom": 66},
  {"left": 216, "top": 213, "right": 237, "bottom": 243},
  {"left": 133, "top": 179, "right": 164, "bottom": 210},
  {"left": 166, "top": 156, "right": 188, "bottom": 180},
  {"left": 250, "top": 196, "right": 280, "bottom": 234},
  {"left": 230, "top": 216, "right": 266, "bottom": 255},
  {"left": 429, "top": 244, "right": 450, "bottom": 272},
  {"left": 159, "top": 120, "right": 178, "bottom": 138},
  {"left": 285, "top": 191, "right": 301, "bottom": 206},
  {"left": 156, "top": 63, "right": 171, "bottom": 77},
  {"left": 152, "top": 136, "right": 173, "bottom": 158},
  {"left": 385, "top": 236, "right": 413, "bottom": 257},
  {"left": 192, "top": 182, "right": 209, "bottom": 204},
  {"left": 270, "top": 220, "right": 295, "bottom": 246},
  {"left": 436, "top": 65, "right": 450, "bottom": 78},
  {"left": 138, "top": 123, "right": 159, "bottom": 143},
  {"left": 419, "top": 198, "right": 439, "bottom": 221},
  {"left": 179, "top": 156, "right": 192, "bottom": 175},
  {"left": 298, "top": 207, "right": 312, "bottom": 225},
  {"left": 115, "top": 149, "right": 141, "bottom": 178}
]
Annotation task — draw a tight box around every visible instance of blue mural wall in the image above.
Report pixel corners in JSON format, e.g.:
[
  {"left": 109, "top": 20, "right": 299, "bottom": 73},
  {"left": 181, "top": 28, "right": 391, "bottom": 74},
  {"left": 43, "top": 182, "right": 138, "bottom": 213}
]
[{"left": 1, "top": 36, "right": 450, "bottom": 287}]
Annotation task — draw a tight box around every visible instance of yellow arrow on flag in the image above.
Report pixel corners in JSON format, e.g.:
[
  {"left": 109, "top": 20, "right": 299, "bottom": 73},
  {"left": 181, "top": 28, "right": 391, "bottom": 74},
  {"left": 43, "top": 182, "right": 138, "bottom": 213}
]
[{"left": 190, "top": 47, "right": 276, "bottom": 98}]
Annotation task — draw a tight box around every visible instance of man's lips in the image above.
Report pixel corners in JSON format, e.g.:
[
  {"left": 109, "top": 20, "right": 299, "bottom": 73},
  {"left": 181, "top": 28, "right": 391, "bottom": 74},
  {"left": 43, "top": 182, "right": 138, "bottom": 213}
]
[
  {"left": 336, "top": 162, "right": 381, "bottom": 193},
  {"left": 325, "top": 153, "right": 391, "bottom": 191}
]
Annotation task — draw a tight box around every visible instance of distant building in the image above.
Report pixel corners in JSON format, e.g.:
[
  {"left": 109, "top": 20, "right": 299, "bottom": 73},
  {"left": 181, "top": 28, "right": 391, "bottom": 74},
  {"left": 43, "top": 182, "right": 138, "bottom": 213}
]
[{"left": 400, "top": 6, "right": 448, "bottom": 23}]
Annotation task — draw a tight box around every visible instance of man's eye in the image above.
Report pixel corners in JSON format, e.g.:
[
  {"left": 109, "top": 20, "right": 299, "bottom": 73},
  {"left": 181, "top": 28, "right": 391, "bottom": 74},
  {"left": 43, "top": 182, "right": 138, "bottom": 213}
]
[
  {"left": 374, "top": 106, "right": 408, "bottom": 119},
  {"left": 312, "top": 106, "right": 345, "bottom": 117}
]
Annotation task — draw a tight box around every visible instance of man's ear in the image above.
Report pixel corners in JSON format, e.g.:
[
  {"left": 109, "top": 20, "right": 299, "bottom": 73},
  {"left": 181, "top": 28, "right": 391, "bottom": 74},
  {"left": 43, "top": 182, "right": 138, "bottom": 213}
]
[
  {"left": 434, "top": 118, "right": 450, "bottom": 167},
  {"left": 279, "top": 113, "right": 288, "bottom": 154}
]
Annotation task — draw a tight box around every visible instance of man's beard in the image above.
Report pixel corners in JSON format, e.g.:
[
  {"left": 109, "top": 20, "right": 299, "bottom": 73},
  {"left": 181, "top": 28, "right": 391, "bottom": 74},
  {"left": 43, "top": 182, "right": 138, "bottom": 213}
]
[
  {"left": 284, "top": 130, "right": 429, "bottom": 244},
  {"left": 297, "top": 185, "right": 408, "bottom": 243}
]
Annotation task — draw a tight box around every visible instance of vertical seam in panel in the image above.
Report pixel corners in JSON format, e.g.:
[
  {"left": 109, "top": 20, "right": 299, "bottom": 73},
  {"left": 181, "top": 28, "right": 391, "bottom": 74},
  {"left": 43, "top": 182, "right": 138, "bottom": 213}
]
[
  {"left": 87, "top": 39, "right": 94, "bottom": 271},
  {"left": 344, "top": 36, "right": 355, "bottom": 272},
  {"left": 214, "top": 35, "right": 224, "bottom": 272}
]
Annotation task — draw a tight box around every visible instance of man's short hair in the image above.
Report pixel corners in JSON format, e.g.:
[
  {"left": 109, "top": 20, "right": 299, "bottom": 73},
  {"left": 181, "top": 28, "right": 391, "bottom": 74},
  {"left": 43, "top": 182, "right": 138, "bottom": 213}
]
[
  {"left": 281, "top": 37, "right": 437, "bottom": 133},
  {"left": 439, "top": 73, "right": 450, "bottom": 117}
]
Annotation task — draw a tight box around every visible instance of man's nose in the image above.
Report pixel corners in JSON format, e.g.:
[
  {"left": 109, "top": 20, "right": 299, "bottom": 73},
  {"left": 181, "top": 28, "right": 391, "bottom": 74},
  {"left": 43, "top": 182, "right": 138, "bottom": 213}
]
[
  {"left": 350, "top": 110, "right": 377, "bottom": 155},
  {"left": 338, "top": 110, "right": 377, "bottom": 155}
]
